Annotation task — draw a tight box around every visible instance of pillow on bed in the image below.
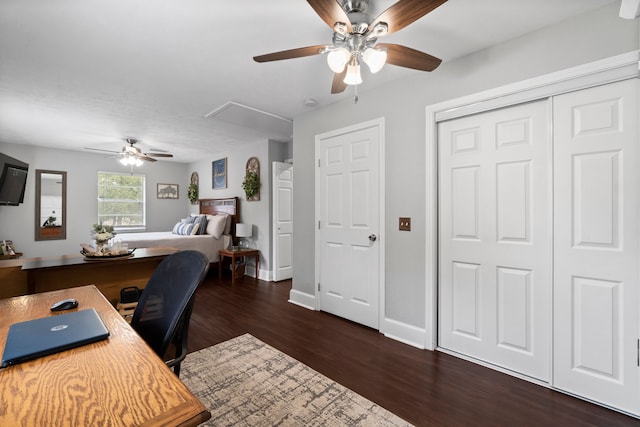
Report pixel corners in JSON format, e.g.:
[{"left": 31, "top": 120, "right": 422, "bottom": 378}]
[
  {"left": 192, "top": 215, "right": 208, "bottom": 235},
  {"left": 205, "top": 215, "right": 227, "bottom": 239},
  {"left": 182, "top": 215, "right": 196, "bottom": 224},
  {"left": 220, "top": 214, "right": 233, "bottom": 234},
  {"left": 172, "top": 222, "right": 199, "bottom": 236}
]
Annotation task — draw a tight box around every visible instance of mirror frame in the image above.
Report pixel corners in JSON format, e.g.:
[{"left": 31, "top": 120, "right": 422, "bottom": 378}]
[{"left": 35, "top": 169, "right": 67, "bottom": 241}]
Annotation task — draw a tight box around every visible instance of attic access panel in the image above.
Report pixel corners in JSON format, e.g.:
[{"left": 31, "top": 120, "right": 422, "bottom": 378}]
[{"left": 205, "top": 102, "right": 292, "bottom": 141}]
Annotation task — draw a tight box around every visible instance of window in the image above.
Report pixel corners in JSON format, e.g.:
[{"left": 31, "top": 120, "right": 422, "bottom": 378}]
[{"left": 97, "top": 172, "right": 145, "bottom": 230}]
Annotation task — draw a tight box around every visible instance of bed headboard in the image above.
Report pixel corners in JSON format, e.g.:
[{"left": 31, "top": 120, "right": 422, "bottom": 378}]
[{"left": 199, "top": 197, "right": 240, "bottom": 239}]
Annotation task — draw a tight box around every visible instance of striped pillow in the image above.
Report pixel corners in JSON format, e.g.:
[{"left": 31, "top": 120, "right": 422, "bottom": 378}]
[
  {"left": 192, "top": 215, "right": 208, "bottom": 235},
  {"left": 172, "top": 222, "right": 199, "bottom": 236}
]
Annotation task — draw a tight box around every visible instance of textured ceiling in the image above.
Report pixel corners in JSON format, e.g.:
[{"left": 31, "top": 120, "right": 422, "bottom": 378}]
[{"left": 0, "top": 0, "right": 617, "bottom": 162}]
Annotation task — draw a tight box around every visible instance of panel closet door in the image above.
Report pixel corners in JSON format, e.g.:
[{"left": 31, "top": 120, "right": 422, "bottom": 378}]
[
  {"left": 438, "top": 100, "right": 551, "bottom": 381},
  {"left": 553, "top": 78, "right": 639, "bottom": 415}
]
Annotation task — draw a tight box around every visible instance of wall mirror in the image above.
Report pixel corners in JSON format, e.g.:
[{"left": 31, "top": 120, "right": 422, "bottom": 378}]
[{"left": 35, "top": 169, "right": 67, "bottom": 241}]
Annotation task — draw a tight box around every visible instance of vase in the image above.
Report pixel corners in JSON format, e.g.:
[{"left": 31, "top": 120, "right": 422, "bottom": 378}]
[{"left": 95, "top": 241, "right": 107, "bottom": 255}]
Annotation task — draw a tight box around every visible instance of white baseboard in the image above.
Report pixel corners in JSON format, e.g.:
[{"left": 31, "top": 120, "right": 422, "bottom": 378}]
[
  {"left": 287, "top": 294, "right": 432, "bottom": 350},
  {"left": 288, "top": 289, "right": 316, "bottom": 310},
  {"left": 242, "top": 265, "right": 272, "bottom": 282},
  {"left": 382, "top": 317, "right": 429, "bottom": 350}
]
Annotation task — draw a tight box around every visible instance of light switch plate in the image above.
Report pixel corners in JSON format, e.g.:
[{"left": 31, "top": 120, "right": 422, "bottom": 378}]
[{"left": 399, "top": 217, "right": 411, "bottom": 231}]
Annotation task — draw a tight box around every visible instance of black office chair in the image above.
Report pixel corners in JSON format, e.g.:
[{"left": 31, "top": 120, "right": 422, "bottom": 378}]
[{"left": 130, "top": 250, "right": 209, "bottom": 377}]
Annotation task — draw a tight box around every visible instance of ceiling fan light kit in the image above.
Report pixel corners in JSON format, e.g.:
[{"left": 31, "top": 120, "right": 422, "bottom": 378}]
[
  {"left": 254, "top": 0, "right": 447, "bottom": 94},
  {"left": 327, "top": 45, "right": 386, "bottom": 76},
  {"left": 119, "top": 155, "right": 144, "bottom": 167}
]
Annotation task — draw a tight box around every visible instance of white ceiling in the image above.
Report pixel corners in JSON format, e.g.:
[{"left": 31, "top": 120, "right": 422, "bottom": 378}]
[{"left": 0, "top": 0, "right": 617, "bottom": 162}]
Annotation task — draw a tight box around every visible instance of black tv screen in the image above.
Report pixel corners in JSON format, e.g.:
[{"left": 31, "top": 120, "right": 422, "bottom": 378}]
[{"left": 0, "top": 154, "right": 29, "bottom": 206}]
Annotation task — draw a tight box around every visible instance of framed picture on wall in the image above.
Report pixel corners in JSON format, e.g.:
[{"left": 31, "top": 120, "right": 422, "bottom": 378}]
[
  {"left": 212, "top": 158, "right": 227, "bottom": 189},
  {"left": 157, "top": 183, "right": 179, "bottom": 199}
]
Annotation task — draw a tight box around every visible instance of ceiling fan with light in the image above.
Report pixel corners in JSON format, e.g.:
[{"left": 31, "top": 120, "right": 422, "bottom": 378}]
[
  {"left": 84, "top": 138, "right": 173, "bottom": 167},
  {"left": 253, "top": 0, "right": 447, "bottom": 96}
]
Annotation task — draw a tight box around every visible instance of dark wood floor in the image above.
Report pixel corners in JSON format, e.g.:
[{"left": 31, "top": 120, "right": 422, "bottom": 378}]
[{"left": 188, "top": 271, "right": 637, "bottom": 427}]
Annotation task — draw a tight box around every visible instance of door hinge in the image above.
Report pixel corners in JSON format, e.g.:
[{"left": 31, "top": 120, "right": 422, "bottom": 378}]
[
  {"left": 318, "top": 159, "right": 321, "bottom": 167},
  {"left": 318, "top": 220, "right": 321, "bottom": 229},
  {"left": 637, "top": 339, "right": 639, "bottom": 367},
  {"left": 317, "top": 282, "right": 320, "bottom": 291}
]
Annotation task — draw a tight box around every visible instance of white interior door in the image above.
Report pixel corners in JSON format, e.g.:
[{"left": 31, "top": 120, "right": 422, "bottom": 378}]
[
  {"left": 272, "top": 161, "right": 293, "bottom": 281},
  {"left": 317, "top": 122, "right": 381, "bottom": 329},
  {"left": 438, "top": 100, "right": 551, "bottom": 381},
  {"left": 553, "top": 79, "right": 639, "bottom": 415}
]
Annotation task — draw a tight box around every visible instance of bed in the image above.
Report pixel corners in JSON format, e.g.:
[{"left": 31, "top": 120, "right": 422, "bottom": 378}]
[{"left": 116, "top": 197, "right": 240, "bottom": 264}]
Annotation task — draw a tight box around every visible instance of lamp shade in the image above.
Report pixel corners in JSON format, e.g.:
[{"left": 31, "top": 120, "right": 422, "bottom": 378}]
[
  {"left": 236, "top": 223, "right": 252, "bottom": 238},
  {"left": 362, "top": 47, "right": 387, "bottom": 73},
  {"left": 343, "top": 62, "right": 362, "bottom": 85},
  {"left": 327, "top": 48, "right": 350, "bottom": 73}
]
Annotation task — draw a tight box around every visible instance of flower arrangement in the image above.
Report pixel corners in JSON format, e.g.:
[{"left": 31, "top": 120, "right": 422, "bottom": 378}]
[
  {"left": 242, "top": 171, "right": 260, "bottom": 200},
  {"left": 188, "top": 182, "right": 199, "bottom": 204},
  {"left": 93, "top": 223, "right": 115, "bottom": 243}
]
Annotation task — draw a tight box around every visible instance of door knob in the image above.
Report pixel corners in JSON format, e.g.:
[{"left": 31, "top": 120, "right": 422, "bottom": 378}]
[{"left": 368, "top": 234, "right": 377, "bottom": 242}]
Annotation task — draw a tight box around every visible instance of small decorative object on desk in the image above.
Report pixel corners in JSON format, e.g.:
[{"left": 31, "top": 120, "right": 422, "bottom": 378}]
[
  {"left": 0, "top": 239, "right": 21, "bottom": 259},
  {"left": 92, "top": 222, "right": 115, "bottom": 255},
  {"left": 81, "top": 223, "right": 131, "bottom": 257}
]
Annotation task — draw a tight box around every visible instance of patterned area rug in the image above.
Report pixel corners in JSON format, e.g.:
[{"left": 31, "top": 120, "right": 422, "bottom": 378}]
[{"left": 180, "top": 334, "right": 413, "bottom": 426}]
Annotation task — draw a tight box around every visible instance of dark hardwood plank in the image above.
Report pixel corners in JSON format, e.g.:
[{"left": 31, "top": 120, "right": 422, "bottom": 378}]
[{"left": 189, "top": 273, "right": 637, "bottom": 427}]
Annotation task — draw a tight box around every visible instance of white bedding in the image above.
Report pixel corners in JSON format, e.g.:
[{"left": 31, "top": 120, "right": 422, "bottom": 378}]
[{"left": 117, "top": 231, "right": 230, "bottom": 263}]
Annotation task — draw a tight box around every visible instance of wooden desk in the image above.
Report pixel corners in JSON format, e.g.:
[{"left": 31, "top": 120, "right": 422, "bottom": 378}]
[
  {"left": 218, "top": 248, "right": 259, "bottom": 284},
  {"left": 0, "top": 285, "right": 211, "bottom": 426},
  {"left": 21, "top": 247, "right": 178, "bottom": 304}
]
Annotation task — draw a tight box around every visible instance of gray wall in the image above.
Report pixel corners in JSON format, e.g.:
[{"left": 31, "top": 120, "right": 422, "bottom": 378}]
[
  {"left": 0, "top": 137, "right": 289, "bottom": 275},
  {"left": 291, "top": 3, "right": 639, "bottom": 328},
  {"left": 0, "top": 142, "right": 189, "bottom": 258},
  {"left": 187, "top": 139, "right": 288, "bottom": 279}
]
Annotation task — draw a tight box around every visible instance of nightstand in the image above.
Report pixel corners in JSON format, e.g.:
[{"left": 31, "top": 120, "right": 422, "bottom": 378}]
[{"left": 218, "top": 248, "right": 259, "bottom": 284}]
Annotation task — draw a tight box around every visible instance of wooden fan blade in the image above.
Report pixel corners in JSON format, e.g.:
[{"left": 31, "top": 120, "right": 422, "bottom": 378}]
[
  {"left": 146, "top": 153, "right": 173, "bottom": 158},
  {"left": 307, "top": 0, "right": 352, "bottom": 33},
  {"left": 254, "top": 45, "right": 327, "bottom": 62},
  {"left": 139, "top": 155, "right": 157, "bottom": 162},
  {"left": 84, "top": 147, "right": 120, "bottom": 154},
  {"left": 370, "top": 0, "right": 447, "bottom": 36},
  {"left": 378, "top": 43, "right": 442, "bottom": 72},
  {"left": 331, "top": 69, "right": 347, "bottom": 94}
]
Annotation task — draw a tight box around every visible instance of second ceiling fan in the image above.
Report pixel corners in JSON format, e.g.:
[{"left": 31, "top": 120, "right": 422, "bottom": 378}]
[
  {"left": 85, "top": 138, "right": 173, "bottom": 166},
  {"left": 254, "top": 0, "right": 447, "bottom": 94}
]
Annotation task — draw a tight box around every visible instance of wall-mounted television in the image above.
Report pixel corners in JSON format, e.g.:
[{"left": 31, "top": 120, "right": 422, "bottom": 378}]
[{"left": 0, "top": 153, "right": 29, "bottom": 206}]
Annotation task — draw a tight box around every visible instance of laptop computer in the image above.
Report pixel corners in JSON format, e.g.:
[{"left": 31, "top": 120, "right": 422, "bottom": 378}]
[{"left": 1, "top": 308, "right": 110, "bottom": 368}]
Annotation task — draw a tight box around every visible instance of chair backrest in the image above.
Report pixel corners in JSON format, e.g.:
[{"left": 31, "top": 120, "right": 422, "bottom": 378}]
[{"left": 130, "top": 250, "right": 209, "bottom": 359}]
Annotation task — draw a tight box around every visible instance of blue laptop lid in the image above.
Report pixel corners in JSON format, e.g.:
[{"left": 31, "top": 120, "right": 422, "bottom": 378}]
[{"left": 1, "top": 308, "right": 110, "bottom": 368}]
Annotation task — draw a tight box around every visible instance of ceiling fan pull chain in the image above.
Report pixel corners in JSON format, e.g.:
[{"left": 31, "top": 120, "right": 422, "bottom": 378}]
[{"left": 353, "top": 84, "right": 359, "bottom": 104}]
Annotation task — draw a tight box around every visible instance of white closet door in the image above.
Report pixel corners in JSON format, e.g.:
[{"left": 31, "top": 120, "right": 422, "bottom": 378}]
[
  {"left": 439, "top": 100, "right": 551, "bottom": 381},
  {"left": 553, "top": 79, "right": 639, "bottom": 415}
]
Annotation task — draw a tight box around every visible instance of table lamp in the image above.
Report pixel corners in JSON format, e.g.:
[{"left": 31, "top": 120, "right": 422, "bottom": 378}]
[{"left": 236, "top": 223, "right": 253, "bottom": 249}]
